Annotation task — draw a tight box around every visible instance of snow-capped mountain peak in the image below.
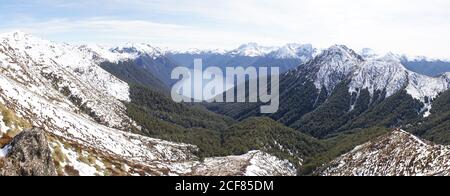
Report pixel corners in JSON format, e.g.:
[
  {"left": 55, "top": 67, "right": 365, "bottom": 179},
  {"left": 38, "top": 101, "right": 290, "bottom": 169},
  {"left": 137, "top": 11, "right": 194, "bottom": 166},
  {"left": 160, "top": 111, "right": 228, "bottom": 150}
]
[
  {"left": 323, "top": 45, "right": 362, "bottom": 60},
  {"left": 167, "top": 42, "right": 318, "bottom": 61},
  {"left": 164, "top": 47, "right": 227, "bottom": 55},
  {"left": 269, "top": 43, "right": 317, "bottom": 60},
  {"left": 111, "top": 43, "right": 163, "bottom": 57},
  {"left": 78, "top": 42, "right": 165, "bottom": 63},
  {"left": 379, "top": 52, "right": 404, "bottom": 62},
  {"left": 230, "top": 42, "right": 278, "bottom": 57},
  {"left": 357, "top": 47, "right": 450, "bottom": 63},
  {"left": 301, "top": 45, "right": 364, "bottom": 92},
  {"left": 290, "top": 44, "right": 450, "bottom": 116}
]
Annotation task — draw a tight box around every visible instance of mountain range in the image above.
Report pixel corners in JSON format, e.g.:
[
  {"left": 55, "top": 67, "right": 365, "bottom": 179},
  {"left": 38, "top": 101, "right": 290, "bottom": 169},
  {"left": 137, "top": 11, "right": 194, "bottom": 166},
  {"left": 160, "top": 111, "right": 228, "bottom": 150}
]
[
  {"left": 168, "top": 43, "right": 450, "bottom": 77},
  {"left": 1, "top": 31, "right": 450, "bottom": 176}
]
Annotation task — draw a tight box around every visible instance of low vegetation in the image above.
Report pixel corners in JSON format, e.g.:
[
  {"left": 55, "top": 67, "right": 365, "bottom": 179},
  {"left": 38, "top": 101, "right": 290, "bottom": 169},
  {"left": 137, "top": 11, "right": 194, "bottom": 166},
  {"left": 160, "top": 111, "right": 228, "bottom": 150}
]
[
  {"left": 0, "top": 103, "right": 31, "bottom": 147},
  {"left": 300, "top": 127, "right": 390, "bottom": 175},
  {"left": 409, "top": 89, "right": 450, "bottom": 145}
]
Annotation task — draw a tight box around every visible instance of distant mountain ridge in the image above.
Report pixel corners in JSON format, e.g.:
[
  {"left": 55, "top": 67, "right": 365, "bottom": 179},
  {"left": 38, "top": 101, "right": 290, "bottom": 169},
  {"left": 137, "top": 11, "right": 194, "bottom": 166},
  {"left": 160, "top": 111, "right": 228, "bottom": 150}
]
[
  {"left": 165, "top": 43, "right": 319, "bottom": 73},
  {"left": 168, "top": 44, "right": 450, "bottom": 77}
]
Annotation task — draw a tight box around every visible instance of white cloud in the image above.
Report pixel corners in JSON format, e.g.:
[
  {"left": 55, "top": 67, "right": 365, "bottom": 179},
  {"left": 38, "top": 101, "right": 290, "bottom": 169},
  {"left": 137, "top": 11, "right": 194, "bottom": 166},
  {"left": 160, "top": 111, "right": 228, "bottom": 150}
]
[
  {"left": 0, "top": 18, "right": 286, "bottom": 50},
  {"left": 1, "top": 0, "right": 450, "bottom": 58}
]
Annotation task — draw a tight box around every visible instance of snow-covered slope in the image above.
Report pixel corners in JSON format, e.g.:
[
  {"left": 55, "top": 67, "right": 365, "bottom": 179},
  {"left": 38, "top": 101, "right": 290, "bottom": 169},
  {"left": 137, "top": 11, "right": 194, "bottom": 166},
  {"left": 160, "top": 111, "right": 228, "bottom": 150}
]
[
  {"left": 0, "top": 145, "right": 9, "bottom": 158},
  {"left": 350, "top": 56, "right": 449, "bottom": 103},
  {"left": 0, "top": 31, "right": 295, "bottom": 176},
  {"left": 319, "top": 130, "right": 450, "bottom": 176},
  {"left": 0, "top": 31, "right": 132, "bottom": 129},
  {"left": 306, "top": 45, "right": 364, "bottom": 92},
  {"left": 189, "top": 150, "right": 296, "bottom": 176},
  {"left": 81, "top": 42, "right": 166, "bottom": 63},
  {"left": 293, "top": 45, "right": 450, "bottom": 115},
  {"left": 111, "top": 43, "right": 164, "bottom": 59},
  {"left": 358, "top": 48, "right": 450, "bottom": 76}
]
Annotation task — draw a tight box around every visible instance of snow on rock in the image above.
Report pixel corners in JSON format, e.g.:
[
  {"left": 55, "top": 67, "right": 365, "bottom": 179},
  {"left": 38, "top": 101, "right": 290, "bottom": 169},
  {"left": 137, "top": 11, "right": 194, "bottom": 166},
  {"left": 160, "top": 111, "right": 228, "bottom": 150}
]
[
  {"left": 79, "top": 44, "right": 135, "bottom": 63},
  {"left": 81, "top": 42, "right": 166, "bottom": 62},
  {"left": 405, "top": 71, "right": 449, "bottom": 103},
  {"left": 349, "top": 58, "right": 408, "bottom": 97},
  {"left": 189, "top": 150, "right": 296, "bottom": 176},
  {"left": 165, "top": 48, "right": 227, "bottom": 55},
  {"left": 0, "top": 145, "right": 11, "bottom": 157},
  {"left": 0, "top": 115, "right": 8, "bottom": 136},
  {"left": 319, "top": 130, "right": 450, "bottom": 176},
  {"left": 171, "top": 43, "right": 320, "bottom": 62},
  {"left": 0, "top": 31, "right": 130, "bottom": 102},
  {"left": 349, "top": 57, "right": 449, "bottom": 102},
  {"left": 309, "top": 45, "right": 364, "bottom": 92},
  {"left": 357, "top": 48, "right": 450, "bottom": 63},
  {"left": 110, "top": 43, "right": 164, "bottom": 60},
  {"left": 175, "top": 42, "right": 318, "bottom": 60},
  {"left": 0, "top": 31, "right": 132, "bottom": 129},
  {"left": 297, "top": 45, "right": 450, "bottom": 115},
  {"left": 244, "top": 151, "right": 297, "bottom": 176}
]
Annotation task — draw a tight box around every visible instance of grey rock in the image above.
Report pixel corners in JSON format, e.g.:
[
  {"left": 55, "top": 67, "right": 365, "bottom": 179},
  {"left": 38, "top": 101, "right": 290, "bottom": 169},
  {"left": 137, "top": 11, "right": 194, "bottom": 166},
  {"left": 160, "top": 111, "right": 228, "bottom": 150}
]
[{"left": 0, "top": 128, "right": 56, "bottom": 176}]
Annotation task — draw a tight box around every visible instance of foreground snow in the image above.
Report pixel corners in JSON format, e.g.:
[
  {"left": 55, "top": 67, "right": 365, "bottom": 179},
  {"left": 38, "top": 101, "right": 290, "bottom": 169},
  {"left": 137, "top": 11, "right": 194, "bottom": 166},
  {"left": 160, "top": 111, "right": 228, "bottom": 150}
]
[
  {"left": 319, "top": 130, "right": 450, "bottom": 176},
  {"left": 189, "top": 151, "right": 296, "bottom": 176},
  {"left": 0, "top": 115, "right": 8, "bottom": 136},
  {"left": 0, "top": 145, "right": 10, "bottom": 158}
]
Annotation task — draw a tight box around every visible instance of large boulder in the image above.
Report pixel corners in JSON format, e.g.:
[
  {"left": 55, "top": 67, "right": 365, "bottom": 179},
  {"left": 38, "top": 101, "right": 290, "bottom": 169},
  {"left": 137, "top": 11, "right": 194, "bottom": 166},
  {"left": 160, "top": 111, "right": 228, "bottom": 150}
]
[{"left": 0, "top": 128, "right": 56, "bottom": 176}]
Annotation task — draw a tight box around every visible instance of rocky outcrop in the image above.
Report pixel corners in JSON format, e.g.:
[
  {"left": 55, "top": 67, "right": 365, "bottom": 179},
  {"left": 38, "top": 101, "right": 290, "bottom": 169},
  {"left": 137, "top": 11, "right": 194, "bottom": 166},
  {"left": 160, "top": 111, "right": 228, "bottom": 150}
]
[
  {"left": 190, "top": 151, "right": 297, "bottom": 176},
  {"left": 318, "top": 130, "right": 450, "bottom": 176},
  {"left": 0, "top": 128, "right": 56, "bottom": 176}
]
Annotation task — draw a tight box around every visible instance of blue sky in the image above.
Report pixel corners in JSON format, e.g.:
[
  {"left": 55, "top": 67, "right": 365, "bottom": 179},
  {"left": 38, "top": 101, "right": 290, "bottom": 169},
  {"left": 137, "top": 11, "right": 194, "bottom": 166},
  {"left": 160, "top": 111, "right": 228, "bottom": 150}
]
[{"left": 1, "top": 0, "right": 449, "bottom": 58}]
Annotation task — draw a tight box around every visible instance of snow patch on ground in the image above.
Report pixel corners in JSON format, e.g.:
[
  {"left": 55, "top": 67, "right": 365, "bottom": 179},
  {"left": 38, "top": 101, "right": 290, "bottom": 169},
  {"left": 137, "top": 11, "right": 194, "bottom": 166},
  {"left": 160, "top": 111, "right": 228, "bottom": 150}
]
[
  {"left": 0, "top": 115, "right": 9, "bottom": 135},
  {"left": 190, "top": 150, "right": 296, "bottom": 176},
  {"left": 244, "top": 151, "right": 297, "bottom": 176},
  {"left": 0, "top": 145, "right": 11, "bottom": 157},
  {"left": 320, "top": 130, "right": 450, "bottom": 176}
]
